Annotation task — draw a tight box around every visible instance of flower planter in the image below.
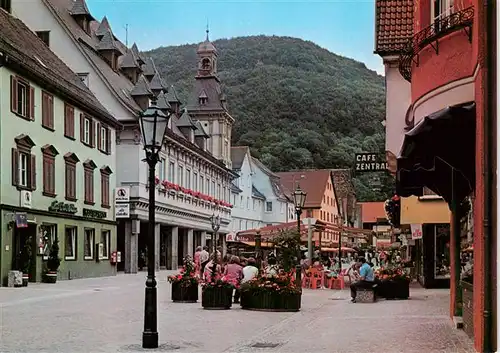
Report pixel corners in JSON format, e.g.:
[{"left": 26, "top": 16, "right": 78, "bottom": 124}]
[
  {"left": 384, "top": 279, "right": 410, "bottom": 299},
  {"left": 241, "top": 291, "right": 301, "bottom": 312},
  {"left": 171, "top": 282, "right": 198, "bottom": 303},
  {"left": 461, "top": 280, "right": 474, "bottom": 339},
  {"left": 22, "top": 273, "right": 29, "bottom": 287},
  {"left": 43, "top": 272, "right": 57, "bottom": 284},
  {"left": 202, "top": 287, "right": 233, "bottom": 310}
]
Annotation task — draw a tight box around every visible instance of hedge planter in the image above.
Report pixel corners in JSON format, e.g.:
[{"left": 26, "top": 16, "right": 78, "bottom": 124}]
[
  {"left": 383, "top": 279, "right": 410, "bottom": 300},
  {"left": 43, "top": 272, "right": 58, "bottom": 284},
  {"left": 171, "top": 282, "right": 198, "bottom": 303},
  {"left": 202, "top": 287, "right": 233, "bottom": 310},
  {"left": 241, "top": 291, "right": 301, "bottom": 312},
  {"left": 461, "top": 280, "right": 474, "bottom": 339}
]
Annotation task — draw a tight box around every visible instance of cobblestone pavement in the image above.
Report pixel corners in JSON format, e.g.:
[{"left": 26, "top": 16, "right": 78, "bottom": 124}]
[{"left": 0, "top": 272, "right": 475, "bottom": 353}]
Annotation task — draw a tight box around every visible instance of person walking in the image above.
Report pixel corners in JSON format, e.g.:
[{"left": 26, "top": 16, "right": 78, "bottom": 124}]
[{"left": 224, "top": 256, "right": 243, "bottom": 303}]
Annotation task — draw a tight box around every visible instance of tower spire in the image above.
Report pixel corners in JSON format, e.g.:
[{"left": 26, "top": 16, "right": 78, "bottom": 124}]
[{"left": 206, "top": 20, "right": 209, "bottom": 41}]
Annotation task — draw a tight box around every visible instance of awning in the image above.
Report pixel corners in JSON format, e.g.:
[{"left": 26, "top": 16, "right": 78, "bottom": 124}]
[{"left": 397, "top": 102, "right": 475, "bottom": 204}]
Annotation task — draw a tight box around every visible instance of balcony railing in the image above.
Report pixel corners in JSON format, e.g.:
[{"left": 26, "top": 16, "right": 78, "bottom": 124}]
[{"left": 399, "top": 6, "right": 474, "bottom": 82}]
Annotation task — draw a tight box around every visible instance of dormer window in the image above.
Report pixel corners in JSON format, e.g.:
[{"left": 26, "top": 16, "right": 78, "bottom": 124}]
[{"left": 199, "top": 97, "right": 207, "bottom": 105}]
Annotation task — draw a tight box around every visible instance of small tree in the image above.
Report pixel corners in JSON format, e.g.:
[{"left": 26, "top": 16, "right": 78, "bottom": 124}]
[
  {"left": 271, "top": 229, "right": 301, "bottom": 272},
  {"left": 47, "top": 235, "right": 61, "bottom": 272}
]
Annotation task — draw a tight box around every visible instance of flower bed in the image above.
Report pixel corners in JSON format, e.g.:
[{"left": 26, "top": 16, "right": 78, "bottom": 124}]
[
  {"left": 375, "top": 267, "right": 410, "bottom": 300},
  {"left": 240, "top": 273, "right": 301, "bottom": 312},
  {"left": 201, "top": 277, "right": 234, "bottom": 310},
  {"left": 167, "top": 257, "right": 199, "bottom": 303}
]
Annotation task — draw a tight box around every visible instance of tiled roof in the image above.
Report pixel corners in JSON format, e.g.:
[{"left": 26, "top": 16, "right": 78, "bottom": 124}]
[
  {"left": 142, "top": 57, "right": 156, "bottom": 77},
  {"left": 330, "top": 169, "right": 357, "bottom": 223},
  {"left": 96, "top": 28, "right": 120, "bottom": 52},
  {"left": 358, "top": 202, "right": 386, "bottom": 223},
  {"left": 251, "top": 157, "right": 278, "bottom": 178},
  {"left": 0, "top": 8, "right": 116, "bottom": 126},
  {"left": 95, "top": 16, "right": 111, "bottom": 37},
  {"left": 149, "top": 71, "right": 166, "bottom": 92},
  {"left": 69, "top": 0, "right": 92, "bottom": 17},
  {"left": 187, "top": 76, "right": 226, "bottom": 113},
  {"left": 165, "top": 85, "right": 181, "bottom": 103},
  {"left": 231, "top": 146, "right": 250, "bottom": 170},
  {"left": 194, "top": 120, "right": 209, "bottom": 137},
  {"left": 120, "top": 48, "right": 140, "bottom": 69},
  {"left": 277, "top": 170, "right": 330, "bottom": 208},
  {"left": 374, "top": 0, "right": 413, "bottom": 55},
  {"left": 131, "top": 43, "right": 145, "bottom": 65},
  {"left": 130, "top": 74, "right": 153, "bottom": 96},
  {"left": 156, "top": 91, "right": 171, "bottom": 111},
  {"left": 176, "top": 109, "right": 197, "bottom": 128}
]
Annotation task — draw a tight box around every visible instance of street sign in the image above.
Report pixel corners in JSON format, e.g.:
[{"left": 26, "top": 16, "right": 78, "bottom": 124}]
[
  {"left": 302, "top": 218, "right": 317, "bottom": 226},
  {"left": 354, "top": 153, "right": 387, "bottom": 172},
  {"left": 115, "top": 187, "right": 130, "bottom": 203}
]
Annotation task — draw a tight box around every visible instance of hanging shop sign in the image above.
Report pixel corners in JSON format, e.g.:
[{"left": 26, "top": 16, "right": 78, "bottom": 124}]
[
  {"left": 15, "top": 212, "right": 28, "bottom": 228},
  {"left": 83, "top": 208, "right": 107, "bottom": 219},
  {"left": 411, "top": 224, "right": 423, "bottom": 240},
  {"left": 48, "top": 201, "right": 77, "bottom": 214},
  {"left": 354, "top": 153, "right": 387, "bottom": 172}
]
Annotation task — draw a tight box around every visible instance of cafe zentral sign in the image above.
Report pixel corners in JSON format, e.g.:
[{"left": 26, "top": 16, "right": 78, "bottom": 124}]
[{"left": 354, "top": 153, "right": 388, "bottom": 172}]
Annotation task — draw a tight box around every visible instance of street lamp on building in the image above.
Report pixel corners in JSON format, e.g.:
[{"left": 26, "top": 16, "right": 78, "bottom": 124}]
[
  {"left": 210, "top": 213, "right": 221, "bottom": 281},
  {"left": 292, "top": 185, "right": 307, "bottom": 286},
  {"left": 139, "top": 95, "right": 171, "bottom": 349}
]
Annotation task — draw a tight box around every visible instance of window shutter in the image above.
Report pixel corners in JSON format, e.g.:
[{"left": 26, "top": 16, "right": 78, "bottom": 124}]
[
  {"left": 80, "top": 113, "right": 84, "bottom": 142},
  {"left": 48, "top": 95, "right": 54, "bottom": 127},
  {"left": 10, "top": 76, "right": 18, "bottom": 113},
  {"left": 11, "top": 148, "right": 19, "bottom": 186},
  {"left": 29, "top": 87, "right": 35, "bottom": 120},
  {"left": 29, "top": 154, "right": 36, "bottom": 191},
  {"left": 70, "top": 107, "right": 75, "bottom": 137},
  {"left": 90, "top": 120, "right": 96, "bottom": 148},
  {"left": 41, "top": 92, "right": 47, "bottom": 125},
  {"left": 96, "top": 122, "right": 101, "bottom": 150},
  {"left": 106, "top": 128, "right": 111, "bottom": 153}
]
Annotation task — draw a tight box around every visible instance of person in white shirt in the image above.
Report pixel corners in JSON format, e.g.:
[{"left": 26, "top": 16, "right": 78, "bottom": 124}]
[
  {"left": 242, "top": 257, "right": 259, "bottom": 283},
  {"left": 200, "top": 246, "right": 210, "bottom": 274}
]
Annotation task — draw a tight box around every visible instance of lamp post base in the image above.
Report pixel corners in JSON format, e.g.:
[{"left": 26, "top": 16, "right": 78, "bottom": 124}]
[{"left": 142, "top": 332, "right": 159, "bottom": 349}]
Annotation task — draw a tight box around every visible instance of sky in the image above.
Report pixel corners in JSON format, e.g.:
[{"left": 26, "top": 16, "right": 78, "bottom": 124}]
[{"left": 87, "top": 0, "right": 384, "bottom": 75}]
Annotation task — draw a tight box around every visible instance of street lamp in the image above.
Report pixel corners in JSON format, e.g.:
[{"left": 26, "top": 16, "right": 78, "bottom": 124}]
[
  {"left": 139, "top": 96, "right": 171, "bottom": 349},
  {"left": 292, "top": 185, "right": 307, "bottom": 287},
  {"left": 210, "top": 213, "right": 221, "bottom": 281}
]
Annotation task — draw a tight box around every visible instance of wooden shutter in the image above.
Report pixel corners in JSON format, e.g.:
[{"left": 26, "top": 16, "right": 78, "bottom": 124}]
[
  {"left": 48, "top": 94, "right": 54, "bottom": 127},
  {"left": 90, "top": 120, "right": 96, "bottom": 148},
  {"left": 65, "top": 105, "right": 75, "bottom": 138},
  {"left": 10, "top": 75, "right": 18, "bottom": 113},
  {"left": 96, "top": 122, "right": 101, "bottom": 150},
  {"left": 11, "top": 148, "right": 19, "bottom": 186},
  {"left": 42, "top": 92, "right": 47, "bottom": 126},
  {"left": 29, "top": 154, "right": 36, "bottom": 191},
  {"left": 29, "top": 87, "right": 35, "bottom": 120},
  {"left": 80, "top": 114, "right": 84, "bottom": 142},
  {"left": 106, "top": 128, "right": 111, "bottom": 154}
]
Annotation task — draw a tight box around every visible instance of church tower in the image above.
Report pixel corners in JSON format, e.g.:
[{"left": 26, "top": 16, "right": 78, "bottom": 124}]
[{"left": 187, "top": 29, "right": 234, "bottom": 168}]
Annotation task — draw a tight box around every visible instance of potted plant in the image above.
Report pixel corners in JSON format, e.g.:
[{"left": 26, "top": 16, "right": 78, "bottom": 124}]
[
  {"left": 376, "top": 266, "right": 411, "bottom": 299},
  {"left": 201, "top": 276, "right": 235, "bottom": 310},
  {"left": 240, "top": 271, "right": 301, "bottom": 312},
  {"left": 21, "top": 236, "right": 32, "bottom": 287},
  {"left": 43, "top": 236, "right": 61, "bottom": 284},
  {"left": 168, "top": 256, "right": 199, "bottom": 303}
]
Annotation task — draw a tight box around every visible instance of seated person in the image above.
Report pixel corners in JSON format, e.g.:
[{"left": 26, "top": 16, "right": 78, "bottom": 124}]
[
  {"left": 350, "top": 258, "right": 375, "bottom": 303},
  {"left": 264, "top": 256, "right": 279, "bottom": 277}
]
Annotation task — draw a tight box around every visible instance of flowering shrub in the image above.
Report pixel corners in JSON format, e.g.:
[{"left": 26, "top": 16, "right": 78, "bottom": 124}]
[
  {"left": 240, "top": 272, "right": 301, "bottom": 295},
  {"left": 201, "top": 275, "right": 237, "bottom": 290},
  {"left": 167, "top": 256, "right": 199, "bottom": 287},
  {"left": 375, "top": 266, "right": 410, "bottom": 281}
]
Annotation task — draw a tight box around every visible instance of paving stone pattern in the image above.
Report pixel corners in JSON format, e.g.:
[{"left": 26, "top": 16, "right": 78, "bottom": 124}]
[{"left": 0, "top": 273, "right": 475, "bottom": 353}]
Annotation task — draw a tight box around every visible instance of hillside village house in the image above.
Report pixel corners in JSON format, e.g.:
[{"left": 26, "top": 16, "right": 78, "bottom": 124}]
[
  {"left": 0, "top": 7, "right": 120, "bottom": 285},
  {"left": 375, "top": 0, "right": 497, "bottom": 350},
  {"left": 13, "top": 0, "right": 236, "bottom": 272},
  {"left": 229, "top": 146, "right": 295, "bottom": 236}
]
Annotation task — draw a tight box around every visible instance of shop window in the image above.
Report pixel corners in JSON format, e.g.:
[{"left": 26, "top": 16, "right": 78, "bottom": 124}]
[
  {"left": 84, "top": 228, "right": 95, "bottom": 260},
  {"left": 64, "top": 227, "right": 77, "bottom": 260},
  {"left": 435, "top": 224, "right": 451, "bottom": 279},
  {"left": 42, "top": 224, "right": 57, "bottom": 260}
]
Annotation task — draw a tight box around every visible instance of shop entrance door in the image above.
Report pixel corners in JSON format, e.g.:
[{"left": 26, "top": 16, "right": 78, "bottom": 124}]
[{"left": 12, "top": 224, "right": 37, "bottom": 280}]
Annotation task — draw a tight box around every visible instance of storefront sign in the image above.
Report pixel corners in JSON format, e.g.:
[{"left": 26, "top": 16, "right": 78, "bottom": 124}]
[
  {"left": 15, "top": 212, "right": 28, "bottom": 228},
  {"left": 354, "top": 153, "right": 387, "bottom": 172},
  {"left": 48, "top": 201, "right": 77, "bottom": 214},
  {"left": 115, "top": 187, "right": 130, "bottom": 203},
  {"left": 83, "top": 208, "right": 107, "bottom": 219},
  {"left": 411, "top": 224, "right": 423, "bottom": 240},
  {"left": 115, "top": 204, "right": 130, "bottom": 218}
]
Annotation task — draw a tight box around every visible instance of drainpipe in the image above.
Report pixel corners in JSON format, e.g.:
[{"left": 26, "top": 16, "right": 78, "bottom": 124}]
[{"left": 483, "top": 1, "right": 495, "bottom": 351}]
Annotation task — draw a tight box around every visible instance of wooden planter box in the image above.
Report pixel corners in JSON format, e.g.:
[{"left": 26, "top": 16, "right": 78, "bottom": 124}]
[
  {"left": 240, "top": 291, "right": 301, "bottom": 312},
  {"left": 382, "top": 279, "right": 410, "bottom": 299},
  {"left": 461, "top": 280, "right": 474, "bottom": 340},
  {"left": 171, "top": 281, "right": 198, "bottom": 303},
  {"left": 202, "top": 287, "right": 233, "bottom": 310}
]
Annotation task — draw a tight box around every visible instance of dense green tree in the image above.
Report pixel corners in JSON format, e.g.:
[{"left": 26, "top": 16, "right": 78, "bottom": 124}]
[{"left": 146, "top": 35, "right": 393, "bottom": 201}]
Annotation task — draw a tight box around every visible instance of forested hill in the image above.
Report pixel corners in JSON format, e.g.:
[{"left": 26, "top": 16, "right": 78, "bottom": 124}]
[{"left": 146, "top": 35, "right": 393, "bottom": 201}]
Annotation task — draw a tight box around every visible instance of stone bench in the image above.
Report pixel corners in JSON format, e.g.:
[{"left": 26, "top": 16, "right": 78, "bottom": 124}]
[{"left": 356, "top": 288, "right": 376, "bottom": 303}]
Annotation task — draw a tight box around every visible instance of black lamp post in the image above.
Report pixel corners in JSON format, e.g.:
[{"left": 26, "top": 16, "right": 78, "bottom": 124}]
[
  {"left": 139, "top": 95, "right": 171, "bottom": 349},
  {"left": 210, "top": 213, "right": 221, "bottom": 281},
  {"left": 292, "top": 185, "right": 307, "bottom": 287}
]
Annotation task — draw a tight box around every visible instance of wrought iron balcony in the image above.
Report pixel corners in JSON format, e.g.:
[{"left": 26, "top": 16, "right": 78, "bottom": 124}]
[{"left": 399, "top": 6, "right": 474, "bottom": 82}]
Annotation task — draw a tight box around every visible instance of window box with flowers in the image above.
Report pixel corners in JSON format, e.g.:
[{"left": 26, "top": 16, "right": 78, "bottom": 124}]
[
  {"left": 201, "top": 276, "right": 235, "bottom": 310},
  {"left": 240, "top": 272, "right": 302, "bottom": 312},
  {"left": 375, "top": 267, "right": 411, "bottom": 299},
  {"left": 168, "top": 256, "right": 199, "bottom": 303}
]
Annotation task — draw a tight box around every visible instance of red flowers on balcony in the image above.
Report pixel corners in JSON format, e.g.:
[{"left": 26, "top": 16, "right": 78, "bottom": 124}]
[{"left": 154, "top": 179, "right": 233, "bottom": 208}]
